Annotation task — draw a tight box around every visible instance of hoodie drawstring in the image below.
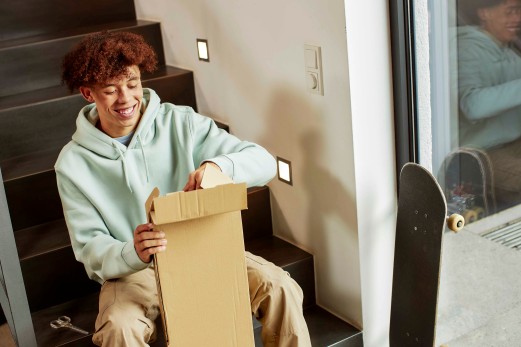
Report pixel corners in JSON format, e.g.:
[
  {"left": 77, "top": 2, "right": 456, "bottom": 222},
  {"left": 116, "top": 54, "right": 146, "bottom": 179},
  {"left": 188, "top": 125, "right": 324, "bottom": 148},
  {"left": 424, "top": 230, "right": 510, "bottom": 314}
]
[
  {"left": 137, "top": 134, "right": 150, "bottom": 183},
  {"left": 114, "top": 144, "right": 133, "bottom": 193}
]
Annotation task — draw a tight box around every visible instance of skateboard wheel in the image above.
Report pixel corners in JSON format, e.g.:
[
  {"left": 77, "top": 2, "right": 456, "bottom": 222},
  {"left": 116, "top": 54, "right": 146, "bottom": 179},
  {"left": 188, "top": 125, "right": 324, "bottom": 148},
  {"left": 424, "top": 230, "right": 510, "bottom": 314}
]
[
  {"left": 447, "top": 213, "right": 465, "bottom": 232},
  {"left": 473, "top": 207, "right": 485, "bottom": 220},
  {"left": 463, "top": 209, "right": 478, "bottom": 225}
]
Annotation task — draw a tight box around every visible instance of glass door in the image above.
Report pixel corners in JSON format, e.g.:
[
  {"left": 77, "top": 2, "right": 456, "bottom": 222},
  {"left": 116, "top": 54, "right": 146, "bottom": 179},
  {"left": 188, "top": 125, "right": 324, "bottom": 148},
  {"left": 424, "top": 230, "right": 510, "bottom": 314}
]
[{"left": 418, "top": 0, "right": 521, "bottom": 345}]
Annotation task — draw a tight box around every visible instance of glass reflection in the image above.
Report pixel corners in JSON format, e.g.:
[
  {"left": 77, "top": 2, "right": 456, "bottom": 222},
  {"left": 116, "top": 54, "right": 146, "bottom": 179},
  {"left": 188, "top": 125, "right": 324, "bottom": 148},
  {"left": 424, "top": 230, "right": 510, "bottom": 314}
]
[{"left": 444, "top": 0, "right": 521, "bottom": 223}]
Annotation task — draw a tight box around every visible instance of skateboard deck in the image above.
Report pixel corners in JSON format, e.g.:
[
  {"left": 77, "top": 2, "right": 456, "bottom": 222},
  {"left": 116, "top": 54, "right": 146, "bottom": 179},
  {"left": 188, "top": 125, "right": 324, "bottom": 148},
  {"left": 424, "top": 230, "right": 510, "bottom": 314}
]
[{"left": 390, "top": 163, "right": 461, "bottom": 347}]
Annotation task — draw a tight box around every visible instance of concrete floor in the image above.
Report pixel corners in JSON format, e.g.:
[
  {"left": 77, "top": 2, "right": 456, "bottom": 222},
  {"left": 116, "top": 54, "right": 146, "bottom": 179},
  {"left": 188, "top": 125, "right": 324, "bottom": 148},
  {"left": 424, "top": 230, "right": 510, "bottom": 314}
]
[{"left": 436, "top": 205, "right": 521, "bottom": 346}]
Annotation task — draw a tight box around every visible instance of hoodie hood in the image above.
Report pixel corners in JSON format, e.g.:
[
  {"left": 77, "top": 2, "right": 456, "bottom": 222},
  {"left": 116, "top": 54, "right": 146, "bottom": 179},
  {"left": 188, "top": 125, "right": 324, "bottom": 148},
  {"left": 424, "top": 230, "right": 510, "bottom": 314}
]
[
  {"left": 72, "top": 88, "right": 161, "bottom": 159},
  {"left": 458, "top": 25, "right": 513, "bottom": 53},
  {"left": 458, "top": 26, "right": 488, "bottom": 42}
]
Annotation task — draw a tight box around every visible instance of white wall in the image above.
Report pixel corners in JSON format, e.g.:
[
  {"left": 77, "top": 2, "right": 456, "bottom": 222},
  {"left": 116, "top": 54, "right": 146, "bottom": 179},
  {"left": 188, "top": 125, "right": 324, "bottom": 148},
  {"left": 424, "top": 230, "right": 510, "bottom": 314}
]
[
  {"left": 136, "top": 0, "right": 396, "bottom": 344},
  {"left": 343, "top": 1, "right": 397, "bottom": 346}
]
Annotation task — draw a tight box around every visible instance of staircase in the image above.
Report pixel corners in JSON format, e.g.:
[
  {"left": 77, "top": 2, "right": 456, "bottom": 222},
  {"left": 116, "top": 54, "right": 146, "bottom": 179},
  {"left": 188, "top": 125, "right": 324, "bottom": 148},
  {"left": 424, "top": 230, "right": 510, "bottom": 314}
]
[{"left": 0, "top": 1, "right": 363, "bottom": 346}]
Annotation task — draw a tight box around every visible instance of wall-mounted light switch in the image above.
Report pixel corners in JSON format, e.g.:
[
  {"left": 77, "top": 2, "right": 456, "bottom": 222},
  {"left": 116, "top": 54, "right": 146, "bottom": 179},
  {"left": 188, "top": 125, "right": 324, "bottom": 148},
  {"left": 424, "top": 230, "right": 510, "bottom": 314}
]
[{"left": 304, "top": 44, "right": 323, "bottom": 95}]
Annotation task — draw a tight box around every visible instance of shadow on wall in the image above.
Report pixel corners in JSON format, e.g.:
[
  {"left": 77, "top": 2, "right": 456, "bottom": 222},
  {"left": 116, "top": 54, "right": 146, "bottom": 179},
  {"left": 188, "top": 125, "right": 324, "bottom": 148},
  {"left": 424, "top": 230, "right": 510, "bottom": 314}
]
[
  {"left": 301, "top": 129, "right": 360, "bottom": 312},
  {"left": 263, "top": 86, "right": 360, "bottom": 316}
]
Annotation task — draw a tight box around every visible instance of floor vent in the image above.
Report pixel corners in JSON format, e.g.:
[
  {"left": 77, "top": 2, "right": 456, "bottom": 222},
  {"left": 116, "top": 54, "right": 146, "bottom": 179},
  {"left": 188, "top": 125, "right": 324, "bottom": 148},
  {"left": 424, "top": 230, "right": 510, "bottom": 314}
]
[{"left": 482, "top": 219, "right": 521, "bottom": 250}]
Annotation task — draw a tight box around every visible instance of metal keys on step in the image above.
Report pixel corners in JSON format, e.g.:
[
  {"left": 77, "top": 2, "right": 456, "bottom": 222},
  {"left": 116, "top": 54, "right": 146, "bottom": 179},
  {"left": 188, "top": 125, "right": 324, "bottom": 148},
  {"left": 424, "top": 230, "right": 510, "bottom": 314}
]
[{"left": 50, "top": 316, "right": 90, "bottom": 335}]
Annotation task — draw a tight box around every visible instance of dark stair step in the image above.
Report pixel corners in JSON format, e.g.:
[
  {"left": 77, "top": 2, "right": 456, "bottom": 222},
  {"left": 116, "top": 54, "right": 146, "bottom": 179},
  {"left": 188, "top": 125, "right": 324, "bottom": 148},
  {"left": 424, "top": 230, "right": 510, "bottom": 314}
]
[
  {"left": 5, "top": 168, "right": 63, "bottom": 231},
  {"left": 303, "top": 306, "right": 363, "bottom": 347},
  {"left": 15, "top": 219, "right": 99, "bottom": 312},
  {"left": 0, "top": 20, "right": 166, "bottom": 98},
  {"left": 254, "top": 305, "right": 363, "bottom": 347},
  {"left": 243, "top": 186, "right": 273, "bottom": 241},
  {"left": 15, "top": 219, "right": 70, "bottom": 261},
  {"left": 32, "top": 292, "right": 98, "bottom": 347},
  {"left": 0, "top": 95, "right": 85, "bottom": 162},
  {"left": 0, "top": 0, "right": 136, "bottom": 44},
  {"left": 0, "top": 19, "right": 142, "bottom": 50}
]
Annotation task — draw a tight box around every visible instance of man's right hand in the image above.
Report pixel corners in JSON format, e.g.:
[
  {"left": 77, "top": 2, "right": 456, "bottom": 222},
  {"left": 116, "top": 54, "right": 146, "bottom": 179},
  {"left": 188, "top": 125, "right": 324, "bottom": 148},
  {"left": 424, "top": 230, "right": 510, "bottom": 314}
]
[{"left": 133, "top": 223, "right": 167, "bottom": 263}]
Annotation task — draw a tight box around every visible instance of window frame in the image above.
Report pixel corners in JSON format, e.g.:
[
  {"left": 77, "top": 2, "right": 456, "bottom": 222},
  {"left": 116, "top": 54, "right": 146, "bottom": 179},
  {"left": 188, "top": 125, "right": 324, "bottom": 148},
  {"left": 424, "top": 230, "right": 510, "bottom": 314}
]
[{"left": 389, "top": 0, "right": 419, "bottom": 176}]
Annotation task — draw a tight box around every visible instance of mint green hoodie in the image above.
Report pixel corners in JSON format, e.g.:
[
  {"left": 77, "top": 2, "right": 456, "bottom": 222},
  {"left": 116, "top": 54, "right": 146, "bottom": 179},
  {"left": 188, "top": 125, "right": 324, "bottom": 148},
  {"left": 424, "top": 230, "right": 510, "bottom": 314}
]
[
  {"left": 55, "top": 88, "right": 276, "bottom": 284},
  {"left": 458, "top": 26, "right": 521, "bottom": 148}
]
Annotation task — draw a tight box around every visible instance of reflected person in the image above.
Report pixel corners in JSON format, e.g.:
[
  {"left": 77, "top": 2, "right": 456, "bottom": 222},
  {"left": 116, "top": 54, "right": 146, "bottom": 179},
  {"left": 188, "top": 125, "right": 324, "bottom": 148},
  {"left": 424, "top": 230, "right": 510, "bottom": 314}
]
[{"left": 457, "top": 0, "right": 521, "bottom": 208}]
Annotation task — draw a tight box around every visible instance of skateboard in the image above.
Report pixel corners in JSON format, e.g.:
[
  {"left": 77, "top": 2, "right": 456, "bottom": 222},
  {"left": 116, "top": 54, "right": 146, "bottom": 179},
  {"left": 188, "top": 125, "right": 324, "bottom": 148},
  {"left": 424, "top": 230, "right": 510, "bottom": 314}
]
[
  {"left": 440, "top": 147, "right": 496, "bottom": 225},
  {"left": 390, "top": 163, "right": 464, "bottom": 347}
]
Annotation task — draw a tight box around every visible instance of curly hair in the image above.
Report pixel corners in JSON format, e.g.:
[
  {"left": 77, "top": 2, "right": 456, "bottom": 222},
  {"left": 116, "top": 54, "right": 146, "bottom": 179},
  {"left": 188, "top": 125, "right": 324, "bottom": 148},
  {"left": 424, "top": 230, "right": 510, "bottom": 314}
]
[
  {"left": 458, "top": 0, "right": 512, "bottom": 25},
  {"left": 62, "top": 31, "right": 158, "bottom": 92}
]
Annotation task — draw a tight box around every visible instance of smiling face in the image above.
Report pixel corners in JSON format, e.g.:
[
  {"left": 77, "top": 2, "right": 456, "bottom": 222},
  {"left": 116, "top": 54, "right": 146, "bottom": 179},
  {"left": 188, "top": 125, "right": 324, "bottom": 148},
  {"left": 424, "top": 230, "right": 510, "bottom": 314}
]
[
  {"left": 79, "top": 65, "right": 143, "bottom": 138},
  {"left": 479, "top": 0, "right": 521, "bottom": 44}
]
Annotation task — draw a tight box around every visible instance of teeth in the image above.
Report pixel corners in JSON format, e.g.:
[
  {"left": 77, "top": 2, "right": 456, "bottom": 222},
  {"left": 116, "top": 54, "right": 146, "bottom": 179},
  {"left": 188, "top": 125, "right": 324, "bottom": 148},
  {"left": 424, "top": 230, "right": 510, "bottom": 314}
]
[{"left": 118, "top": 106, "right": 134, "bottom": 115}]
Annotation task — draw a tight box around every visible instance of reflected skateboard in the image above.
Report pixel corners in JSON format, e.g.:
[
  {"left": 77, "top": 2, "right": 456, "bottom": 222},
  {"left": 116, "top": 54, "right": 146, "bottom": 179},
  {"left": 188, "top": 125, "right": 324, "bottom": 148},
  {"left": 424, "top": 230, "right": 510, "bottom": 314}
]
[{"left": 442, "top": 148, "right": 496, "bottom": 224}]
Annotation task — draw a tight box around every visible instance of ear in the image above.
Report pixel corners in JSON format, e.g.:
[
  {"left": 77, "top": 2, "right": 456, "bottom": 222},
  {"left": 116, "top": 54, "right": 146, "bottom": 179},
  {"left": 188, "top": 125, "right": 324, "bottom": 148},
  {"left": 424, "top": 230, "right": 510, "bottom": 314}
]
[
  {"left": 477, "top": 8, "right": 489, "bottom": 22},
  {"left": 79, "top": 86, "right": 96, "bottom": 103}
]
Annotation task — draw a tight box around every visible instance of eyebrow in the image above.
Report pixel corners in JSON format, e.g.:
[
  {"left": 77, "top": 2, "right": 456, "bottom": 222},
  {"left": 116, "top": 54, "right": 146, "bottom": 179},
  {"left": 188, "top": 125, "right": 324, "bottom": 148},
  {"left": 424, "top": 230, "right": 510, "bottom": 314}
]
[{"left": 102, "top": 76, "right": 141, "bottom": 88}]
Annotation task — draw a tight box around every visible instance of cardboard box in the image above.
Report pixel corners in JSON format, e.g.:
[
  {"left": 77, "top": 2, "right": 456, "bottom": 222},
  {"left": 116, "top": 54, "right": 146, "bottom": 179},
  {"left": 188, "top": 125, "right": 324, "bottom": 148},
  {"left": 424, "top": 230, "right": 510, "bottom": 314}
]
[{"left": 146, "top": 165, "right": 254, "bottom": 346}]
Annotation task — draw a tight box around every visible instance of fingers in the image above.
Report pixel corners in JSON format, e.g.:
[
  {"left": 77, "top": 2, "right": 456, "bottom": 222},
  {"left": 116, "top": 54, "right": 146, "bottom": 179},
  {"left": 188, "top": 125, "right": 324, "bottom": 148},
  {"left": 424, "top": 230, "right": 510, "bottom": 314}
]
[
  {"left": 133, "top": 223, "right": 167, "bottom": 263},
  {"left": 183, "top": 162, "right": 222, "bottom": 192},
  {"left": 183, "top": 171, "right": 198, "bottom": 192},
  {"left": 183, "top": 167, "right": 205, "bottom": 192}
]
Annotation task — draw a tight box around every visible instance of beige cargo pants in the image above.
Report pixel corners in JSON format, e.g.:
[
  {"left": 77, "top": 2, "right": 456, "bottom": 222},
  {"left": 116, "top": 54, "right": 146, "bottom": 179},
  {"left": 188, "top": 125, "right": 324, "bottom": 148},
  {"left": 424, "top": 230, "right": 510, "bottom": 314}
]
[{"left": 92, "top": 251, "right": 312, "bottom": 347}]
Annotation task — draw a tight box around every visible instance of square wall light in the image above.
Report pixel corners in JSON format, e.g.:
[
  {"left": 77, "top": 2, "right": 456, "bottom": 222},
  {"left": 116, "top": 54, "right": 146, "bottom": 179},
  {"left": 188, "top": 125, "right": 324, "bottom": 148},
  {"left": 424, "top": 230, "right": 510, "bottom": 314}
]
[
  {"left": 197, "top": 39, "right": 209, "bottom": 62},
  {"left": 277, "top": 157, "right": 293, "bottom": 186}
]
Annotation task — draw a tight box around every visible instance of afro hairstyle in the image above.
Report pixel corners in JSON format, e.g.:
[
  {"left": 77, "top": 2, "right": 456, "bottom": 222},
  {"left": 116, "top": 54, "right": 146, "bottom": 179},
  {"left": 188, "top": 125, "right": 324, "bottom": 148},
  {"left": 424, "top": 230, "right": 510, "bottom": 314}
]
[{"left": 62, "top": 31, "right": 158, "bottom": 92}]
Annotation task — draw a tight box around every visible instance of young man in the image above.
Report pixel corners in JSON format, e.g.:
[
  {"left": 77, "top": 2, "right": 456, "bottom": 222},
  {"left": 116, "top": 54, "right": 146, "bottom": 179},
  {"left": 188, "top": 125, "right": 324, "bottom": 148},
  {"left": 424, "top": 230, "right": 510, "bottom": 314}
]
[{"left": 56, "top": 31, "right": 311, "bottom": 346}]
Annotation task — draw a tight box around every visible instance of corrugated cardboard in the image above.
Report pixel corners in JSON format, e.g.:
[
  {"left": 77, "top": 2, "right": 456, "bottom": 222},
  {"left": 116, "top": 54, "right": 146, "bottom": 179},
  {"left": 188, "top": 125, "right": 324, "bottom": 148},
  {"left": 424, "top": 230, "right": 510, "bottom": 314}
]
[{"left": 147, "top": 165, "right": 254, "bottom": 346}]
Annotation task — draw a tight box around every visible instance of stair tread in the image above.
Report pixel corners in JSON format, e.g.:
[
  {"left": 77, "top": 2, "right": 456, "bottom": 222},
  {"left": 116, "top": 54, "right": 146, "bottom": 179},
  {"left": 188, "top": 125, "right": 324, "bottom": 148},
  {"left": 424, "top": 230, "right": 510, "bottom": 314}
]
[
  {"left": 255, "top": 305, "right": 363, "bottom": 347},
  {"left": 0, "top": 19, "right": 155, "bottom": 50},
  {"left": 245, "top": 236, "right": 313, "bottom": 268},
  {"left": 0, "top": 0, "right": 136, "bottom": 45},
  {"left": 15, "top": 219, "right": 69, "bottom": 261},
  {"left": 1, "top": 148, "right": 60, "bottom": 182},
  {"left": 304, "top": 306, "right": 363, "bottom": 346},
  {"left": 0, "top": 20, "right": 166, "bottom": 98},
  {"left": 32, "top": 292, "right": 98, "bottom": 347},
  {"left": 0, "top": 65, "right": 192, "bottom": 111}
]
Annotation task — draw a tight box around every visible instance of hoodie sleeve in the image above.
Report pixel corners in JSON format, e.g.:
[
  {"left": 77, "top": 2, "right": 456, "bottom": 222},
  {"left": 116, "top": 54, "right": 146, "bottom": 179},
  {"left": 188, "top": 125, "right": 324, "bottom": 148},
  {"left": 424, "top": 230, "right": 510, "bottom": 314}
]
[
  {"left": 458, "top": 35, "right": 521, "bottom": 121},
  {"left": 55, "top": 172, "right": 149, "bottom": 283},
  {"left": 187, "top": 110, "right": 277, "bottom": 187}
]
